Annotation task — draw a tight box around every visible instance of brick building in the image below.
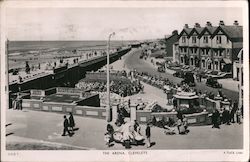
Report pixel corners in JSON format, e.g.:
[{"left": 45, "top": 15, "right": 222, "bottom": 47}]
[{"left": 177, "top": 20, "right": 243, "bottom": 74}]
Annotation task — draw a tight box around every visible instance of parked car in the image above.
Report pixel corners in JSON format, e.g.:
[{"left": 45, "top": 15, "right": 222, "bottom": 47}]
[
  {"left": 206, "top": 77, "right": 222, "bottom": 88},
  {"left": 173, "top": 71, "right": 185, "bottom": 78}
]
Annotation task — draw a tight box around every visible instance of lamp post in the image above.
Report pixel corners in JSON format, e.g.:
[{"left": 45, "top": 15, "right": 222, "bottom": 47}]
[{"left": 106, "top": 32, "right": 115, "bottom": 122}]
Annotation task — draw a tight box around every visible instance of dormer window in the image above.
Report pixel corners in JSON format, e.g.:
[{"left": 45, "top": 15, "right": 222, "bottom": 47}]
[
  {"left": 216, "top": 36, "right": 222, "bottom": 44},
  {"left": 192, "top": 36, "right": 196, "bottom": 43}
]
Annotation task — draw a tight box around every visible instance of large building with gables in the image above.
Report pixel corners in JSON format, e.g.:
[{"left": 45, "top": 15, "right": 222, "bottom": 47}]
[{"left": 177, "top": 20, "right": 243, "bottom": 74}]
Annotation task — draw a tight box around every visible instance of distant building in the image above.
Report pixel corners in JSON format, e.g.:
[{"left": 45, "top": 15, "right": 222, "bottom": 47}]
[
  {"left": 177, "top": 20, "right": 243, "bottom": 75},
  {"left": 163, "top": 30, "right": 179, "bottom": 58}
]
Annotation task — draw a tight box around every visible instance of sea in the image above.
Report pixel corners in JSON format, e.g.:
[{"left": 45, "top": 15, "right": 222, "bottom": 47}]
[{"left": 8, "top": 40, "right": 135, "bottom": 54}]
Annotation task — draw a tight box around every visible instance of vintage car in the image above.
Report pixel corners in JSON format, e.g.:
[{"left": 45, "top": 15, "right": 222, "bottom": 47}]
[
  {"left": 206, "top": 77, "right": 222, "bottom": 88},
  {"left": 173, "top": 70, "right": 185, "bottom": 78}
]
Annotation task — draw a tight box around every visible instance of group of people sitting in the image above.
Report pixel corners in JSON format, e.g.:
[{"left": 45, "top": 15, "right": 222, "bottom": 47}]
[
  {"left": 149, "top": 112, "right": 189, "bottom": 135},
  {"left": 104, "top": 120, "right": 145, "bottom": 149},
  {"left": 76, "top": 79, "right": 143, "bottom": 97}
]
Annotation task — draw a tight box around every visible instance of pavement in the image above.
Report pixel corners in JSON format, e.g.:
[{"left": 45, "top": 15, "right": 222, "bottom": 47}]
[
  {"left": 218, "top": 79, "right": 239, "bottom": 92},
  {"left": 5, "top": 109, "right": 243, "bottom": 150}
]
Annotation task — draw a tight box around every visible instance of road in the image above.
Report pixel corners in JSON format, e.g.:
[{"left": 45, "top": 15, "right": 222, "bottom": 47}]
[{"left": 124, "top": 48, "right": 239, "bottom": 101}]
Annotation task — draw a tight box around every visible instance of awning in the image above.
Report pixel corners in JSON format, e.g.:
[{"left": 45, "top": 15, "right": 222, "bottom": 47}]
[{"left": 223, "top": 58, "right": 232, "bottom": 64}]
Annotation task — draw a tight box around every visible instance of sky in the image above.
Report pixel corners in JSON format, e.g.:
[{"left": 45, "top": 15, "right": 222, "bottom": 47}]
[{"left": 5, "top": 7, "right": 243, "bottom": 41}]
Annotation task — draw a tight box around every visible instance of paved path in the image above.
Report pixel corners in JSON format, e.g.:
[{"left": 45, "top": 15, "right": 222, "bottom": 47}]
[
  {"left": 6, "top": 109, "right": 243, "bottom": 149},
  {"left": 124, "top": 48, "right": 239, "bottom": 101}
]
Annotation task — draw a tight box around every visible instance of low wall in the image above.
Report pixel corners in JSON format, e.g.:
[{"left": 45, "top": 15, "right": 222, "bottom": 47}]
[
  {"left": 21, "top": 99, "right": 106, "bottom": 120},
  {"left": 200, "top": 97, "right": 219, "bottom": 113},
  {"left": 136, "top": 110, "right": 211, "bottom": 126}
]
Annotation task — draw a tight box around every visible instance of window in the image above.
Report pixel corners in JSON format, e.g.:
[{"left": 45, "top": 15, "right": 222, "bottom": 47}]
[
  {"left": 184, "top": 48, "right": 187, "bottom": 53},
  {"left": 215, "top": 61, "right": 218, "bottom": 70},
  {"left": 194, "top": 48, "right": 198, "bottom": 54},
  {"left": 181, "top": 57, "right": 184, "bottom": 63},
  {"left": 203, "top": 36, "right": 208, "bottom": 43},
  {"left": 204, "top": 49, "right": 208, "bottom": 55},
  {"left": 182, "top": 36, "right": 186, "bottom": 43},
  {"left": 202, "top": 60, "right": 205, "bottom": 68},
  {"left": 226, "top": 49, "right": 230, "bottom": 56},
  {"left": 214, "top": 50, "right": 218, "bottom": 56},
  {"left": 192, "top": 36, "right": 196, "bottom": 43},
  {"left": 190, "top": 58, "right": 194, "bottom": 65},
  {"left": 216, "top": 36, "right": 222, "bottom": 44},
  {"left": 217, "top": 50, "right": 223, "bottom": 57},
  {"left": 227, "top": 37, "right": 230, "bottom": 44}
]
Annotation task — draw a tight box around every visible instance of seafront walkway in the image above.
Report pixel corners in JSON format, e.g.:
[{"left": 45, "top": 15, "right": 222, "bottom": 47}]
[
  {"left": 8, "top": 48, "right": 118, "bottom": 84},
  {"left": 6, "top": 109, "right": 243, "bottom": 150}
]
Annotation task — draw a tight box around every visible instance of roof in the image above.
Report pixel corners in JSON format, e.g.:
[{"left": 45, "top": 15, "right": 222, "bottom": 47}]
[
  {"left": 198, "top": 26, "right": 217, "bottom": 38},
  {"left": 178, "top": 28, "right": 193, "bottom": 39},
  {"left": 211, "top": 25, "right": 243, "bottom": 41},
  {"left": 188, "top": 27, "right": 205, "bottom": 38}
]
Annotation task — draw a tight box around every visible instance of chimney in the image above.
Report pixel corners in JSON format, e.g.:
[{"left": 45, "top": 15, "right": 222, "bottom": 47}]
[
  {"left": 194, "top": 23, "right": 201, "bottom": 28},
  {"left": 184, "top": 24, "right": 189, "bottom": 28},
  {"left": 233, "top": 20, "right": 239, "bottom": 26},
  {"left": 206, "top": 21, "right": 212, "bottom": 27},
  {"left": 172, "top": 30, "right": 178, "bottom": 35},
  {"left": 219, "top": 20, "right": 225, "bottom": 26}
]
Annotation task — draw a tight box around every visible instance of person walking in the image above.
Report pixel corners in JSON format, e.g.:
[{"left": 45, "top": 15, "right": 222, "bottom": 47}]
[
  {"left": 236, "top": 108, "right": 242, "bottom": 124},
  {"left": 183, "top": 115, "right": 188, "bottom": 132},
  {"left": 212, "top": 109, "right": 220, "bottom": 128},
  {"left": 145, "top": 123, "right": 151, "bottom": 148},
  {"left": 69, "top": 112, "right": 75, "bottom": 132},
  {"left": 62, "top": 115, "right": 72, "bottom": 136}
]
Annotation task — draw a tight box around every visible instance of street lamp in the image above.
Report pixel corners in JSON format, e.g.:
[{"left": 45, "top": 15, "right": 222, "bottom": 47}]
[{"left": 106, "top": 32, "right": 115, "bottom": 122}]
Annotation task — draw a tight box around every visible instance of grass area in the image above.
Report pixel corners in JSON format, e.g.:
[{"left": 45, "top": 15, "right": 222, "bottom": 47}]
[{"left": 6, "top": 142, "right": 86, "bottom": 150}]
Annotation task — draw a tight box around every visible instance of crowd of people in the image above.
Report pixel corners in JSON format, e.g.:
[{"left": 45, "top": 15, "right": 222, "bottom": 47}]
[
  {"left": 104, "top": 120, "right": 153, "bottom": 149},
  {"left": 211, "top": 100, "right": 242, "bottom": 129},
  {"left": 76, "top": 73, "right": 144, "bottom": 97}
]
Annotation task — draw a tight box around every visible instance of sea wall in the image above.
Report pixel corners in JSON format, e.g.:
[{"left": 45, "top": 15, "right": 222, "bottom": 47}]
[{"left": 9, "top": 48, "right": 131, "bottom": 93}]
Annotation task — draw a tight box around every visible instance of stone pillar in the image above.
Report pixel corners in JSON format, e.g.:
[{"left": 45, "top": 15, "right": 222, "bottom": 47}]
[
  {"left": 112, "top": 103, "right": 119, "bottom": 122},
  {"left": 130, "top": 103, "right": 138, "bottom": 121},
  {"left": 176, "top": 99, "right": 180, "bottom": 111}
]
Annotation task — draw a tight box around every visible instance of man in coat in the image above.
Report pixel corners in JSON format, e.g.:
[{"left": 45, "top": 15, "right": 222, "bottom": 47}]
[
  {"left": 62, "top": 115, "right": 72, "bottom": 136},
  {"left": 69, "top": 112, "right": 75, "bottom": 132},
  {"left": 145, "top": 123, "right": 151, "bottom": 148}
]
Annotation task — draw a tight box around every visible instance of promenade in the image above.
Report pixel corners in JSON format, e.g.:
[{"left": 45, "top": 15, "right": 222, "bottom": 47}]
[
  {"left": 5, "top": 47, "right": 243, "bottom": 150},
  {"left": 6, "top": 109, "right": 243, "bottom": 150}
]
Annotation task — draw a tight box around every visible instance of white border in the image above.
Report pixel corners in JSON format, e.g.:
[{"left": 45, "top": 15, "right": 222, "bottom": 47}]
[{"left": 1, "top": 1, "right": 249, "bottom": 162}]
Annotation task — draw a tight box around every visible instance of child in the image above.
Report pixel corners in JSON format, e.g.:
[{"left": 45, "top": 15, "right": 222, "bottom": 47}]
[
  {"left": 183, "top": 115, "right": 188, "bottom": 132},
  {"left": 104, "top": 132, "right": 112, "bottom": 147}
]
